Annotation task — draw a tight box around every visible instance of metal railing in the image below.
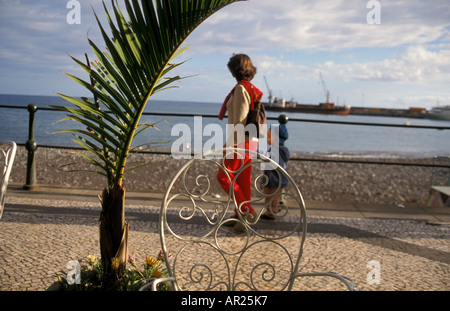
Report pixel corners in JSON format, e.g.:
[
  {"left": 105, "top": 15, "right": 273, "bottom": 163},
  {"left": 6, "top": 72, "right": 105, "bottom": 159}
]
[
  {"left": 2, "top": 104, "right": 450, "bottom": 130},
  {"left": 1, "top": 104, "right": 450, "bottom": 190}
]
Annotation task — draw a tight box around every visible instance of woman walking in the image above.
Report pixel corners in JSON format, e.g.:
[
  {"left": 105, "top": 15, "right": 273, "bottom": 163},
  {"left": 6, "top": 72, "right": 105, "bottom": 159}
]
[{"left": 217, "top": 54, "right": 263, "bottom": 232}]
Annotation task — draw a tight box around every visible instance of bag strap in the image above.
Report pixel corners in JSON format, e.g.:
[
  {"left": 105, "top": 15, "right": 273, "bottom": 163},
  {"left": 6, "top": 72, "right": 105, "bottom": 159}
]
[
  {"left": 238, "top": 81, "right": 263, "bottom": 111},
  {"left": 218, "top": 81, "right": 263, "bottom": 120}
]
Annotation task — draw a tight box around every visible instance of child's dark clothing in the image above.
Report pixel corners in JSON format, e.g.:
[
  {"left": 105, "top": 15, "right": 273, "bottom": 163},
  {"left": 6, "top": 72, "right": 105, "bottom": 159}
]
[{"left": 263, "top": 145, "right": 290, "bottom": 188}]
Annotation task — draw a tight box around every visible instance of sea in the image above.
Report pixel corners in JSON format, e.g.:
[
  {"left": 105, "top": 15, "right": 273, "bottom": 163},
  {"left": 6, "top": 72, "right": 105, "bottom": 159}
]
[{"left": 1, "top": 94, "right": 449, "bottom": 158}]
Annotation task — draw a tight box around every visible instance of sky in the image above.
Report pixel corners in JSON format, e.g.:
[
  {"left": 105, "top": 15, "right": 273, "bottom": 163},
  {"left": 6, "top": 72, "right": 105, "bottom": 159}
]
[{"left": 0, "top": 0, "right": 449, "bottom": 110}]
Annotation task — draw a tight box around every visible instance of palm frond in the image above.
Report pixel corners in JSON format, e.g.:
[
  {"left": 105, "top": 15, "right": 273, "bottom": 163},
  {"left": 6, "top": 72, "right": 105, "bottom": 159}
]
[{"left": 52, "top": 0, "right": 242, "bottom": 188}]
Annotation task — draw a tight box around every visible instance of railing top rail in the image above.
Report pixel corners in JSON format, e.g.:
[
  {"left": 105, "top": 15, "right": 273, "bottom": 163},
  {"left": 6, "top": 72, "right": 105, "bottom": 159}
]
[{"left": 1, "top": 104, "right": 449, "bottom": 130}]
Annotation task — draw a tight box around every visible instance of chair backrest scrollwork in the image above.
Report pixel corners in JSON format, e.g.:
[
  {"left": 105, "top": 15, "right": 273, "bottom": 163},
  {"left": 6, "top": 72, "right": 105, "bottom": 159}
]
[
  {"left": 158, "top": 148, "right": 307, "bottom": 291},
  {"left": 1, "top": 142, "right": 17, "bottom": 220}
]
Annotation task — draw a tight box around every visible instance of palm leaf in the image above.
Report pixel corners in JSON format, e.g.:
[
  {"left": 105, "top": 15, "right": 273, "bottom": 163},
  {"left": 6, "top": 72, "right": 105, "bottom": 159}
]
[{"left": 52, "top": 0, "right": 242, "bottom": 189}]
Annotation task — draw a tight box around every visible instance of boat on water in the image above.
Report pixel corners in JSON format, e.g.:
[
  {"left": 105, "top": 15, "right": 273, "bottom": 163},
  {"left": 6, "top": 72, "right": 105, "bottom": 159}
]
[
  {"left": 426, "top": 105, "right": 450, "bottom": 121},
  {"left": 262, "top": 73, "right": 350, "bottom": 115},
  {"left": 264, "top": 101, "right": 350, "bottom": 115}
]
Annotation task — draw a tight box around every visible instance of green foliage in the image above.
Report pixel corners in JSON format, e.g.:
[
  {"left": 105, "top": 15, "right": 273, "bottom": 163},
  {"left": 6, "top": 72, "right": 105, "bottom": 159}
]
[
  {"left": 57, "top": 253, "right": 169, "bottom": 291},
  {"left": 52, "top": 0, "right": 241, "bottom": 189}
]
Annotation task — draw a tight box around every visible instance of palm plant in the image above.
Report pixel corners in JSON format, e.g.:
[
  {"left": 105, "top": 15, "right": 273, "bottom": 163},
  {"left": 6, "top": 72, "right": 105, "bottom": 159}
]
[{"left": 52, "top": 0, "right": 241, "bottom": 287}]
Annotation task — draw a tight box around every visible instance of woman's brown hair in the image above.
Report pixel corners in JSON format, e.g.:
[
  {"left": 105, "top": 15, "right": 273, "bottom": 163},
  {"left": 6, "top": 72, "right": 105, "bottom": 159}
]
[{"left": 227, "top": 54, "right": 257, "bottom": 81}]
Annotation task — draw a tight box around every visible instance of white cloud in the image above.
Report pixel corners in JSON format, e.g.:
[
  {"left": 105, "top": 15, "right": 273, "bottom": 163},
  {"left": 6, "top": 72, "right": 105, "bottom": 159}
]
[
  {"left": 247, "top": 43, "right": 450, "bottom": 86},
  {"left": 0, "top": 0, "right": 449, "bottom": 108},
  {"left": 186, "top": 0, "right": 450, "bottom": 53},
  {"left": 320, "top": 45, "right": 450, "bottom": 84}
]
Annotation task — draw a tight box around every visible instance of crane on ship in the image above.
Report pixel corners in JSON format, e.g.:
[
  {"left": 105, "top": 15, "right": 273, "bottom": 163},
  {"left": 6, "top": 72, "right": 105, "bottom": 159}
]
[
  {"left": 263, "top": 76, "right": 274, "bottom": 105},
  {"left": 319, "top": 72, "right": 332, "bottom": 104}
]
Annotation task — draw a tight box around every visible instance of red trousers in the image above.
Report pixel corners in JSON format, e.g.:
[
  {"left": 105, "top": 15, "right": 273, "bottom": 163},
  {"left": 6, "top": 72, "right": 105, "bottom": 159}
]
[{"left": 217, "top": 141, "right": 257, "bottom": 216}]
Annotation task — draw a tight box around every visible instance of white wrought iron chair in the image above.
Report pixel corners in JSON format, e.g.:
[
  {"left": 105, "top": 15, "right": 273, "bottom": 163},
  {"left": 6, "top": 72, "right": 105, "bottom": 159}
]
[
  {"left": 140, "top": 148, "right": 354, "bottom": 291},
  {"left": 1, "top": 142, "right": 17, "bottom": 220}
]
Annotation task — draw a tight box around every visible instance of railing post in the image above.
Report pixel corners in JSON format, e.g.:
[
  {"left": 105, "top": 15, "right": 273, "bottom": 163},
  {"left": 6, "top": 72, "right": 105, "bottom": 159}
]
[
  {"left": 23, "top": 104, "right": 39, "bottom": 190},
  {"left": 278, "top": 113, "right": 288, "bottom": 125},
  {"left": 278, "top": 114, "right": 288, "bottom": 205}
]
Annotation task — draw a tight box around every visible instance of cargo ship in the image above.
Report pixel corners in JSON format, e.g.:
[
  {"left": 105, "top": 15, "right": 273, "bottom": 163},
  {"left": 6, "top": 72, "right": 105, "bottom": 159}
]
[
  {"left": 262, "top": 74, "right": 350, "bottom": 115},
  {"left": 264, "top": 100, "right": 350, "bottom": 115}
]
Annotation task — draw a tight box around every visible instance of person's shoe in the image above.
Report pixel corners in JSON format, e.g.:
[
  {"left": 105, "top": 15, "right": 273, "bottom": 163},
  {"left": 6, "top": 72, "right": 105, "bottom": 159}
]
[
  {"left": 246, "top": 210, "right": 258, "bottom": 224},
  {"left": 232, "top": 210, "right": 257, "bottom": 233},
  {"left": 223, "top": 215, "right": 238, "bottom": 227},
  {"left": 232, "top": 222, "right": 246, "bottom": 233},
  {"left": 260, "top": 213, "right": 275, "bottom": 220}
]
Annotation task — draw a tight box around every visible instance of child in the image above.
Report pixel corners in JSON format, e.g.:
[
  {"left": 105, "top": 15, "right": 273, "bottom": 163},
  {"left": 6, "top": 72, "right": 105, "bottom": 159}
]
[{"left": 261, "top": 122, "right": 290, "bottom": 220}]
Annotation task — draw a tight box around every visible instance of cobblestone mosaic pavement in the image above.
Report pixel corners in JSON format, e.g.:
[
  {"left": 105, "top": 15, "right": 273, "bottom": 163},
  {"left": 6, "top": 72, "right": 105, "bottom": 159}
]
[{"left": 0, "top": 193, "right": 449, "bottom": 291}]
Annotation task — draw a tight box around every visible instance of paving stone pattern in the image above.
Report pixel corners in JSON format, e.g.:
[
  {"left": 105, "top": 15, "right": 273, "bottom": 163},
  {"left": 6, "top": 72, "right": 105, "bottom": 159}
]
[{"left": 0, "top": 196, "right": 449, "bottom": 291}]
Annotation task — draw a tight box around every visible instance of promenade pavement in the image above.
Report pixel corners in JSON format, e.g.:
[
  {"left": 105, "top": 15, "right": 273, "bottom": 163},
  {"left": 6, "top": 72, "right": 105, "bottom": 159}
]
[{"left": 0, "top": 183, "right": 449, "bottom": 291}]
